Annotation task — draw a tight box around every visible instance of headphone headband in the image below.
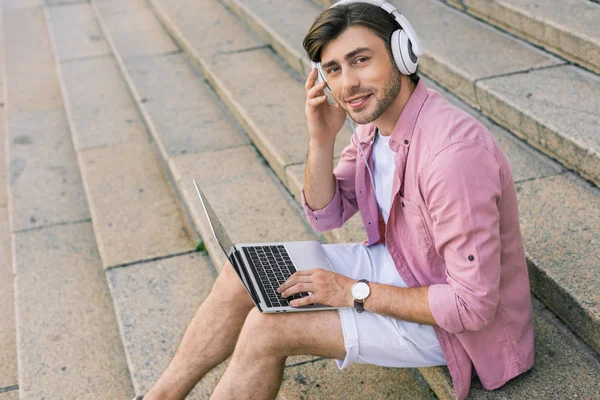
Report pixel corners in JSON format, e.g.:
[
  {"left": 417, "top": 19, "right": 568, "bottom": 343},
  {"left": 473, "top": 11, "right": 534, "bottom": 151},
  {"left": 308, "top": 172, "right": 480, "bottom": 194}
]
[{"left": 329, "top": 0, "right": 422, "bottom": 57}]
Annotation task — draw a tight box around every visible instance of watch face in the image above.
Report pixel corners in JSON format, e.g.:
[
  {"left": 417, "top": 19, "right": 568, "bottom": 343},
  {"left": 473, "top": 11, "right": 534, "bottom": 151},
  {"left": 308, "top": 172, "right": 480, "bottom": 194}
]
[{"left": 351, "top": 282, "right": 370, "bottom": 300}]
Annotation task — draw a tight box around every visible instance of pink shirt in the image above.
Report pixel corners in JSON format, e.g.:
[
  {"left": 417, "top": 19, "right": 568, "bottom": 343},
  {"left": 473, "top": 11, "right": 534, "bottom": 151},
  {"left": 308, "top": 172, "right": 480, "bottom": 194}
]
[{"left": 301, "top": 79, "right": 535, "bottom": 399}]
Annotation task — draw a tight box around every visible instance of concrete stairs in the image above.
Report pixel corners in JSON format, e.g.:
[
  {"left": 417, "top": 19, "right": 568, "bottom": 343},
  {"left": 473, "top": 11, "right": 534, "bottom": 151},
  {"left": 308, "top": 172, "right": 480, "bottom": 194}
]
[{"left": 0, "top": 0, "right": 598, "bottom": 399}]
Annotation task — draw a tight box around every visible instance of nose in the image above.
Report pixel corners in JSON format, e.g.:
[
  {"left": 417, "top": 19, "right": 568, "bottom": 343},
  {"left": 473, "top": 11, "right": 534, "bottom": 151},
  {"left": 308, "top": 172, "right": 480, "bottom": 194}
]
[{"left": 340, "top": 68, "right": 360, "bottom": 97}]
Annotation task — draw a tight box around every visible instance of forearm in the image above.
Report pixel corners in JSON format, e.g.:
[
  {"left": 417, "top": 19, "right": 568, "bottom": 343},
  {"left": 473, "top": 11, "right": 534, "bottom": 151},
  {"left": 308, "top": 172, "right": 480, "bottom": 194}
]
[
  {"left": 363, "top": 283, "right": 438, "bottom": 326},
  {"left": 304, "top": 140, "right": 336, "bottom": 210}
]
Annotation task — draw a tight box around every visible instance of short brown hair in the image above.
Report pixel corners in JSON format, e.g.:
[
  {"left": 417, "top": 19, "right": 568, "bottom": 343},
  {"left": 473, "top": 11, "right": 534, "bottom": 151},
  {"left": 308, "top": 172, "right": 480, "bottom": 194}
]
[{"left": 303, "top": 2, "right": 419, "bottom": 86}]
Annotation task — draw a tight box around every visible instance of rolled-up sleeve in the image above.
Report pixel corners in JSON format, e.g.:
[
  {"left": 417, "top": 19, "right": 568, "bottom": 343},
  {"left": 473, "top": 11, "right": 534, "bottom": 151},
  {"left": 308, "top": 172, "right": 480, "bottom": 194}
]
[
  {"left": 424, "top": 142, "right": 504, "bottom": 334},
  {"left": 301, "top": 133, "right": 360, "bottom": 232}
]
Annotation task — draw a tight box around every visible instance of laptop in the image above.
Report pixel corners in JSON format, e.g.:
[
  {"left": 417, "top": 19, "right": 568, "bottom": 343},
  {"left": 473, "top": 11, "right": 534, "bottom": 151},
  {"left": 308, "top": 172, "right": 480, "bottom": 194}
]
[{"left": 193, "top": 179, "right": 339, "bottom": 313}]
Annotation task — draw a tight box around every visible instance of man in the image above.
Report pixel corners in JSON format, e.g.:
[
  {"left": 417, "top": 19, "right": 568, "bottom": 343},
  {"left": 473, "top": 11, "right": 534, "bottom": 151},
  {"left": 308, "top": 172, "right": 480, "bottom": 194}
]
[{"left": 141, "top": 1, "right": 534, "bottom": 399}]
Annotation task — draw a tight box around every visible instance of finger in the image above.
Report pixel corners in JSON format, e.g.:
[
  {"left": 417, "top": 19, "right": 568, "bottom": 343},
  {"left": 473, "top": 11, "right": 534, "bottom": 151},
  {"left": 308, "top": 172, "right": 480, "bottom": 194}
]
[
  {"left": 295, "top": 269, "right": 315, "bottom": 276},
  {"left": 290, "top": 295, "right": 317, "bottom": 307},
  {"left": 304, "top": 67, "right": 318, "bottom": 91},
  {"left": 281, "top": 282, "right": 314, "bottom": 298},
  {"left": 306, "top": 81, "right": 327, "bottom": 99},
  {"left": 306, "top": 95, "right": 328, "bottom": 108},
  {"left": 277, "top": 275, "right": 312, "bottom": 293}
]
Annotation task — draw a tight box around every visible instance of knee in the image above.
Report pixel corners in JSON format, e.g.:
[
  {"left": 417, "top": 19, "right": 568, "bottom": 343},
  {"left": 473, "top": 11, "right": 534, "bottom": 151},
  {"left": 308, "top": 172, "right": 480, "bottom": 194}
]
[
  {"left": 211, "top": 260, "right": 253, "bottom": 308},
  {"left": 236, "top": 309, "right": 285, "bottom": 358}
]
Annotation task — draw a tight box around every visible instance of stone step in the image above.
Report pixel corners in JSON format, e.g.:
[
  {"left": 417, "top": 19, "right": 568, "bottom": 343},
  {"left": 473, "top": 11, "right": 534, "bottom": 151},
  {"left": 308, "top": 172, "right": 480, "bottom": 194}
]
[
  {"left": 0, "top": 4, "right": 17, "bottom": 395},
  {"left": 143, "top": 0, "right": 355, "bottom": 188},
  {"left": 3, "top": 5, "right": 134, "bottom": 398},
  {"left": 443, "top": 0, "right": 600, "bottom": 75},
  {"left": 45, "top": 1, "right": 195, "bottom": 270},
  {"left": 89, "top": 0, "right": 435, "bottom": 397},
  {"left": 221, "top": 0, "right": 599, "bottom": 188},
  {"left": 142, "top": 0, "right": 600, "bottom": 398}
]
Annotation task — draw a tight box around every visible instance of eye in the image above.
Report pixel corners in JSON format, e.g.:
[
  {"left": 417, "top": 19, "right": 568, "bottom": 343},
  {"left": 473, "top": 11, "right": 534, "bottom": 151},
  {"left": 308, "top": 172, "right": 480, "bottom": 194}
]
[
  {"left": 327, "top": 66, "right": 340, "bottom": 74},
  {"left": 355, "top": 56, "right": 369, "bottom": 64}
]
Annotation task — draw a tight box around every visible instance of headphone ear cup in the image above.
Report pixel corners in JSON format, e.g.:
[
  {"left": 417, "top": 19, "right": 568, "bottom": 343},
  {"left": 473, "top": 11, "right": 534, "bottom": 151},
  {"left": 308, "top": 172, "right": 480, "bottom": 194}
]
[
  {"left": 391, "top": 29, "right": 410, "bottom": 75},
  {"left": 398, "top": 30, "right": 418, "bottom": 74}
]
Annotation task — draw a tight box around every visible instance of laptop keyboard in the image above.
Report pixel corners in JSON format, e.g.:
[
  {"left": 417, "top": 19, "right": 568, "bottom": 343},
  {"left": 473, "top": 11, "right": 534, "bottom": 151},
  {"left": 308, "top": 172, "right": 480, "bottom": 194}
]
[{"left": 242, "top": 245, "right": 310, "bottom": 308}]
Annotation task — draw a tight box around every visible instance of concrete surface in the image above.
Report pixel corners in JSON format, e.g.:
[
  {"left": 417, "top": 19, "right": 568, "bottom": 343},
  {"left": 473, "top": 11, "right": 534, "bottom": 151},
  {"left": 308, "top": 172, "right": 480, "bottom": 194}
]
[
  {"left": 447, "top": 0, "right": 600, "bottom": 74},
  {"left": 516, "top": 172, "right": 600, "bottom": 353},
  {"left": 125, "top": 53, "right": 249, "bottom": 158},
  {"left": 97, "top": 7, "right": 178, "bottom": 60},
  {"left": 6, "top": 109, "right": 90, "bottom": 231},
  {"left": 278, "top": 359, "right": 434, "bottom": 399},
  {"left": 45, "top": 2, "right": 110, "bottom": 61},
  {"left": 0, "top": 391, "right": 18, "bottom": 400},
  {"left": 477, "top": 64, "right": 600, "bottom": 186},
  {"left": 106, "top": 252, "right": 218, "bottom": 397},
  {"left": 0, "top": 110, "right": 7, "bottom": 207},
  {"left": 78, "top": 140, "right": 194, "bottom": 268},
  {"left": 0, "top": 204, "right": 17, "bottom": 389},
  {"left": 13, "top": 221, "right": 133, "bottom": 399},
  {"left": 2, "top": 7, "right": 63, "bottom": 112},
  {"left": 93, "top": 0, "right": 149, "bottom": 17},
  {"left": 57, "top": 56, "right": 148, "bottom": 151}
]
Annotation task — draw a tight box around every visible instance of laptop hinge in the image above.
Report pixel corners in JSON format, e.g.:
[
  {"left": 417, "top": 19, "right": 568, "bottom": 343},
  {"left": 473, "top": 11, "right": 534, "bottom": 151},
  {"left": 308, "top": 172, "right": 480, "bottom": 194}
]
[{"left": 231, "top": 247, "right": 263, "bottom": 312}]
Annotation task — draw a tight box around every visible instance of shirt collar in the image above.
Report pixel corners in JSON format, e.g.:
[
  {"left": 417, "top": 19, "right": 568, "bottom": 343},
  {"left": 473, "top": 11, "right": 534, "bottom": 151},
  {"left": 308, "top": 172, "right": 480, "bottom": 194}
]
[{"left": 358, "top": 78, "right": 429, "bottom": 151}]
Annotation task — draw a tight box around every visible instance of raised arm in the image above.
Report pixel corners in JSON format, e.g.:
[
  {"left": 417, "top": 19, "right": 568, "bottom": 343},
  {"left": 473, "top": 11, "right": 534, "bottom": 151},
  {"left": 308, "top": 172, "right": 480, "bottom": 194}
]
[{"left": 301, "top": 67, "right": 359, "bottom": 231}]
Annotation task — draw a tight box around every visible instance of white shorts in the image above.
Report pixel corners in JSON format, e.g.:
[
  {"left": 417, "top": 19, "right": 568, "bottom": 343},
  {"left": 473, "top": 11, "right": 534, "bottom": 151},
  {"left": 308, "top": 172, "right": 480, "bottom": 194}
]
[{"left": 321, "top": 243, "right": 447, "bottom": 370}]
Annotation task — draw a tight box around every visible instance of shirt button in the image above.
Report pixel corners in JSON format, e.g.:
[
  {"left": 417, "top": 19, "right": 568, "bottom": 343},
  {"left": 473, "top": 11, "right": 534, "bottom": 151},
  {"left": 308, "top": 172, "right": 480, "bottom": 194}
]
[
  {"left": 404, "top": 140, "right": 409, "bottom": 145},
  {"left": 468, "top": 255, "right": 474, "bottom": 261}
]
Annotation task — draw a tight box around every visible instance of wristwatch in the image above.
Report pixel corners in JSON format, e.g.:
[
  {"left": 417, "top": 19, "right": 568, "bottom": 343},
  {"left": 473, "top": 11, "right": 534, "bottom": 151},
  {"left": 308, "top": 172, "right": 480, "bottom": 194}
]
[{"left": 351, "top": 279, "right": 371, "bottom": 313}]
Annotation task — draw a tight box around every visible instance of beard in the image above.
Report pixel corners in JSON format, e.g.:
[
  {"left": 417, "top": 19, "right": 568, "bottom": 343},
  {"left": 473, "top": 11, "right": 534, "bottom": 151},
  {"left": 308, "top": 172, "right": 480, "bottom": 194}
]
[{"left": 341, "top": 68, "right": 402, "bottom": 125}]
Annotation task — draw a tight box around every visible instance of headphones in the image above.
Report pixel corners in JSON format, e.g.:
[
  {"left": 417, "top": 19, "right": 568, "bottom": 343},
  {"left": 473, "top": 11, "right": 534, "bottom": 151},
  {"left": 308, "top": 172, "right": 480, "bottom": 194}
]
[{"left": 311, "top": 0, "right": 423, "bottom": 94}]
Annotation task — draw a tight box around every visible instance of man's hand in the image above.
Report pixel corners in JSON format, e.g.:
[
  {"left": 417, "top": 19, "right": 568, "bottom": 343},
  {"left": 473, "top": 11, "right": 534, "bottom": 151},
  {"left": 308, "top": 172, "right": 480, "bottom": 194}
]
[
  {"left": 277, "top": 268, "right": 356, "bottom": 308},
  {"left": 305, "top": 68, "right": 346, "bottom": 147}
]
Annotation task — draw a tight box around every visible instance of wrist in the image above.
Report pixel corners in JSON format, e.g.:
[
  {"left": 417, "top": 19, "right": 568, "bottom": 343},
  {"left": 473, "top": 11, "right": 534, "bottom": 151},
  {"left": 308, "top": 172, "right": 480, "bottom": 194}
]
[
  {"left": 309, "top": 139, "right": 335, "bottom": 150},
  {"left": 350, "top": 279, "right": 371, "bottom": 312},
  {"left": 347, "top": 280, "right": 357, "bottom": 308}
]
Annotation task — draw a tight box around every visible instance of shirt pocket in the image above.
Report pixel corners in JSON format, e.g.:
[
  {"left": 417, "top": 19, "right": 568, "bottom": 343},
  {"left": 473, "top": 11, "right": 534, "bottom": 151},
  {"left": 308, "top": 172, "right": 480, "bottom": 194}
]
[{"left": 397, "top": 195, "right": 433, "bottom": 249}]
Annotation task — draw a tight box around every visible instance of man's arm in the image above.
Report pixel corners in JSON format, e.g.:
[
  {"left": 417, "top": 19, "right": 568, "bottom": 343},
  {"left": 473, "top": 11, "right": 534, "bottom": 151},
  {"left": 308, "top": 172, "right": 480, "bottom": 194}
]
[
  {"left": 278, "top": 267, "right": 436, "bottom": 326},
  {"left": 301, "top": 67, "right": 359, "bottom": 231},
  {"left": 303, "top": 140, "right": 336, "bottom": 211},
  {"left": 424, "top": 142, "right": 504, "bottom": 334},
  {"left": 301, "top": 133, "right": 361, "bottom": 232},
  {"left": 363, "top": 284, "right": 437, "bottom": 325}
]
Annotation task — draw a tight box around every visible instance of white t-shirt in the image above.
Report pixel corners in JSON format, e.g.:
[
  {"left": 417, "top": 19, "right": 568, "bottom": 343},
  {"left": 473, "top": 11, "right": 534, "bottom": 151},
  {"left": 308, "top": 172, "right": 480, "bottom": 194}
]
[
  {"left": 372, "top": 129, "right": 395, "bottom": 224},
  {"left": 371, "top": 128, "right": 407, "bottom": 288}
]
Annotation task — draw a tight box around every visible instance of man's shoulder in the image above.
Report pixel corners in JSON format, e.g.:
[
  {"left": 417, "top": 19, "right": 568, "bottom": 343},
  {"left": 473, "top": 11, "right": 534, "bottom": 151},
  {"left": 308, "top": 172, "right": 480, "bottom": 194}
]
[{"left": 418, "top": 89, "right": 500, "bottom": 162}]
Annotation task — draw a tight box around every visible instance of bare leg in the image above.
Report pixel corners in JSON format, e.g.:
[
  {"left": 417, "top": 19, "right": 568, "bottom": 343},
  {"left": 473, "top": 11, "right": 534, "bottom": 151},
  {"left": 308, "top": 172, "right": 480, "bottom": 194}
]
[
  {"left": 145, "top": 261, "right": 255, "bottom": 400},
  {"left": 210, "top": 307, "right": 346, "bottom": 400}
]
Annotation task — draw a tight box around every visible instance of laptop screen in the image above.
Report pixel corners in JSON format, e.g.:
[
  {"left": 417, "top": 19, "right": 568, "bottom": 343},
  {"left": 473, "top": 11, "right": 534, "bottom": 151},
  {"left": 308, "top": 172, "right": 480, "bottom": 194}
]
[{"left": 192, "top": 179, "right": 235, "bottom": 258}]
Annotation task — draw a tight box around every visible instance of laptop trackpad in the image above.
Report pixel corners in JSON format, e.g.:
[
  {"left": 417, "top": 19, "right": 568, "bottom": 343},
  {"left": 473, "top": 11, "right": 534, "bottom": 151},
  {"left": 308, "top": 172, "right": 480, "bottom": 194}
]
[{"left": 284, "top": 241, "right": 334, "bottom": 273}]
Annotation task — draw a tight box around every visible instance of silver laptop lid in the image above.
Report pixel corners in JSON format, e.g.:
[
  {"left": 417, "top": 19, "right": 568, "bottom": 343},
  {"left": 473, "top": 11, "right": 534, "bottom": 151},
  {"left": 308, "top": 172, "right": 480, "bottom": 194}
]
[{"left": 192, "top": 179, "right": 235, "bottom": 258}]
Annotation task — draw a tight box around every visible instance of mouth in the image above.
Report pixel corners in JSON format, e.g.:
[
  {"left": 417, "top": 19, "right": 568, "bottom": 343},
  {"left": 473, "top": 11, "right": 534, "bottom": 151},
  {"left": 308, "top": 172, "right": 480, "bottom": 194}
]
[{"left": 347, "top": 94, "right": 372, "bottom": 109}]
